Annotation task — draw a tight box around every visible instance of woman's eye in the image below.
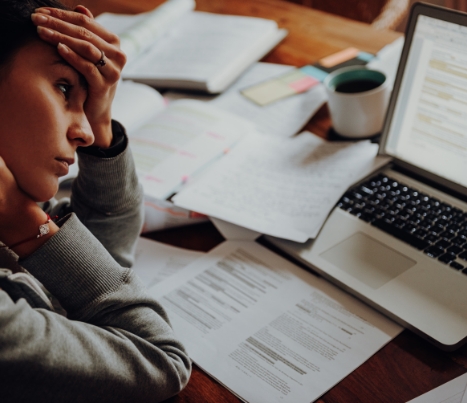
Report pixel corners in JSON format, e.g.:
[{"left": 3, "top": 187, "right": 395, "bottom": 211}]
[{"left": 57, "top": 83, "right": 72, "bottom": 99}]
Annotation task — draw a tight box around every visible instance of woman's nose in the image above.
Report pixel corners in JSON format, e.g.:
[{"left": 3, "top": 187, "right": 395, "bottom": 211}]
[{"left": 67, "top": 114, "right": 94, "bottom": 147}]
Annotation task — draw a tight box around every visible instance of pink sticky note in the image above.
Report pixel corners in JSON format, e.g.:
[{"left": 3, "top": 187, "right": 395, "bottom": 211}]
[{"left": 289, "top": 76, "right": 319, "bottom": 93}]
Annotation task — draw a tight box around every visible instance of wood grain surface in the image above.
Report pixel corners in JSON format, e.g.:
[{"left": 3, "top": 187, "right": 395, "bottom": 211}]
[{"left": 62, "top": 0, "right": 467, "bottom": 401}]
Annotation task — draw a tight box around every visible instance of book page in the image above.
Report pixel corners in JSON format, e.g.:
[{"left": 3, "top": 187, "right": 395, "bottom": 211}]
[
  {"left": 211, "top": 62, "right": 327, "bottom": 137},
  {"left": 129, "top": 99, "right": 256, "bottom": 200},
  {"left": 173, "top": 132, "right": 380, "bottom": 242},
  {"left": 122, "top": 12, "right": 279, "bottom": 88},
  {"left": 111, "top": 80, "right": 165, "bottom": 134},
  {"left": 148, "top": 241, "right": 402, "bottom": 403},
  {"left": 132, "top": 237, "right": 204, "bottom": 288},
  {"left": 96, "top": 0, "right": 195, "bottom": 62}
]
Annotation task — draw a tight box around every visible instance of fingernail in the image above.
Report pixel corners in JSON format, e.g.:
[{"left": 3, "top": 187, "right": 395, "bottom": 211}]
[
  {"left": 31, "top": 13, "right": 48, "bottom": 24},
  {"left": 57, "top": 43, "right": 69, "bottom": 53},
  {"left": 35, "top": 8, "right": 51, "bottom": 15},
  {"left": 37, "top": 26, "right": 54, "bottom": 36}
]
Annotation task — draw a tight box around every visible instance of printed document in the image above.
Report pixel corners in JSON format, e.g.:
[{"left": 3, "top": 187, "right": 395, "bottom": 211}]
[
  {"left": 173, "top": 132, "right": 380, "bottom": 242},
  {"left": 148, "top": 241, "right": 402, "bottom": 403},
  {"left": 407, "top": 373, "right": 467, "bottom": 403},
  {"left": 133, "top": 237, "right": 204, "bottom": 288}
]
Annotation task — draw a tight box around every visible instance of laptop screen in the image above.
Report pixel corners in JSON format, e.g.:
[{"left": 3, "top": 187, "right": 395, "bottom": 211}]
[{"left": 384, "top": 13, "right": 467, "bottom": 189}]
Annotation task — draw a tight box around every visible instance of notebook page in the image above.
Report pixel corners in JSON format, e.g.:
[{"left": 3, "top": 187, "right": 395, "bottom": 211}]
[
  {"left": 173, "top": 132, "right": 379, "bottom": 242},
  {"left": 96, "top": 0, "right": 195, "bottom": 62},
  {"left": 123, "top": 12, "right": 278, "bottom": 87},
  {"left": 129, "top": 99, "right": 256, "bottom": 200}
]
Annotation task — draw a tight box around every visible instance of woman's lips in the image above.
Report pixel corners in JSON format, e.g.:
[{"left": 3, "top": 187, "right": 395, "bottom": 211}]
[{"left": 55, "top": 157, "right": 74, "bottom": 175}]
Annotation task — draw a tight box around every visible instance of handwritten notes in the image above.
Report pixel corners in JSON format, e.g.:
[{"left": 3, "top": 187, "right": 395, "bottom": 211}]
[
  {"left": 130, "top": 100, "right": 255, "bottom": 200},
  {"left": 173, "top": 132, "right": 379, "bottom": 242}
]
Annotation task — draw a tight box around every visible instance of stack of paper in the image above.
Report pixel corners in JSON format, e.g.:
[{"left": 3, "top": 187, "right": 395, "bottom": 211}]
[{"left": 148, "top": 240, "right": 402, "bottom": 403}]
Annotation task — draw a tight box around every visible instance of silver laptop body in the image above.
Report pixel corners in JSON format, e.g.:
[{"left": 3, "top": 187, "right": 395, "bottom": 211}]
[{"left": 267, "top": 3, "right": 467, "bottom": 351}]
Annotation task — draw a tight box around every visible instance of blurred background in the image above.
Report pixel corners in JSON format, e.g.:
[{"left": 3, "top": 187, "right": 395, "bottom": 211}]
[
  {"left": 61, "top": 0, "right": 467, "bottom": 33},
  {"left": 283, "top": 0, "right": 465, "bottom": 31}
]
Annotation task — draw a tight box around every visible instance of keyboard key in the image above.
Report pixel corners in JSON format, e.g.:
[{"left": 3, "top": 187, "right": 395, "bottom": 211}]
[
  {"left": 447, "top": 245, "right": 462, "bottom": 255},
  {"left": 451, "top": 236, "right": 466, "bottom": 246},
  {"left": 424, "top": 234, "right": 438, "bottom": 244},
  {"left": 359, "top": 213, "right": 373, "bottom": 223},
  {"left": 450, "top": 261, "right": 464, "bottom": 271},
  {"left": 425, "top": 245, "right": 445, "bottom": 258},
  {"left": 435, "top": 239, "right": 451, "bottom": 249},
  {"left": 438, "top": 230, "right": 455, "bottom": 240},
  {"left": 458, "top": 251, "right": 467, "bottom": 261},
  {"left": 436, "top": 218, "right": 449, "bottom": 227},
  {"left": 439, "top": 252, "right": 457, "bottom": 264}
]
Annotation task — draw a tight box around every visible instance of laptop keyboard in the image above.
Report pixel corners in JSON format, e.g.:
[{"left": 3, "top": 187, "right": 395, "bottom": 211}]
[{"left": 337, "top": 173, "right": 467, "bottom": 273}]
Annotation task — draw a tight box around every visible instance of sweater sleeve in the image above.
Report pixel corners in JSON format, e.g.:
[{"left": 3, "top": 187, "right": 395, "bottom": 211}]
[
  {"left": 0, "top": 213, "right": 191, "bottom": 403},
  {"left": 70, "top": 121, "right": 144, "bottom": 268}
]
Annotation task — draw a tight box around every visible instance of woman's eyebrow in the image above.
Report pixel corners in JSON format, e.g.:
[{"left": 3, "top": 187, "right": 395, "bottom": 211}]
[{"left": 51, "top": 59, "right": 88, "bottom": 91}]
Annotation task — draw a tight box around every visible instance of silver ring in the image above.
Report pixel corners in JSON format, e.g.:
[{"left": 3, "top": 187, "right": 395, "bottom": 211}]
[{"left": 95, "top": 49, "right": 106, "bottom": 67}]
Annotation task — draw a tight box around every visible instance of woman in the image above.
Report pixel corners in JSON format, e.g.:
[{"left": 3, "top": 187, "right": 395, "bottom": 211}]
[{"left": 0, "top": 0, "right": 191, "bottom": 401}]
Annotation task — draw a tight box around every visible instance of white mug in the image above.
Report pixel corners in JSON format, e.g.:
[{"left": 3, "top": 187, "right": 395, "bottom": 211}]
[{"left": 323, "top": 66, "right": 390, "bottom": 138}]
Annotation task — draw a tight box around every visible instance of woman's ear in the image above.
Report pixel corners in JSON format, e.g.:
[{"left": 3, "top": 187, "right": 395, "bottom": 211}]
[{"left": 73, "top": 5, "right": 93, "bottom": 19}]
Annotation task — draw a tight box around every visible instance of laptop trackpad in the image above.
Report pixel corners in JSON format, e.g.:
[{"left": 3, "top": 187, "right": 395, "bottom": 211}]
[{"left": 320, "top": 232, "right": 416, "bottom": 289}]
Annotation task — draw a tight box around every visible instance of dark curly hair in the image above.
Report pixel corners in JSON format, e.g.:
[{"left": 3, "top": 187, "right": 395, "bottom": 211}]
[{"left": 0, "top": 0, "right": 71, "bottom": 76}]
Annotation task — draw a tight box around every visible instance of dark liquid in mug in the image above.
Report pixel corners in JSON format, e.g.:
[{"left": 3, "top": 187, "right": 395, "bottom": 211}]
[{"left": 335, "top": 79, "right": 381, "bottom": 93}]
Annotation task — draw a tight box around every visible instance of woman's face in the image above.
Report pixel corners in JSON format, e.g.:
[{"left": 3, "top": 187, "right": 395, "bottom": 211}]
[{"left": 0, "top": 40, "right": 94, "bottom": 202}]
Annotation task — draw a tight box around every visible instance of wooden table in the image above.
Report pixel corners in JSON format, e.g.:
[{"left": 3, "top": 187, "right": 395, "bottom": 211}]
[{"left": 66, "top": 0, "right": 467, "bottom": 401}]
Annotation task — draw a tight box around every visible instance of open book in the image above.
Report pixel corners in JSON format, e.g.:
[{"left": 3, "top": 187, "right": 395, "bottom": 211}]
[
  {"left": 112, "top": 81, "right": 256, "bottom": 201},
  {"left": 96, "top": 0, "right": 287, "bottom": 93}
]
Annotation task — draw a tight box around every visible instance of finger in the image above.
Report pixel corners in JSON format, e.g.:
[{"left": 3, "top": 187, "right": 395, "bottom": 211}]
[
  {"left": 32, "top": 13, "right": 125, "bottom": 66},
  {"left": 57, "top": 41, "right": 121, "bottom": 86},
  {"left": 36, "top": 24, "right": 126, "bottom": 72},
  {"left": 35, "top": 7, "right": 117, "bottom": 45},
  {"left": 74, "top": 5, "right": 94, "bottom": 19}
]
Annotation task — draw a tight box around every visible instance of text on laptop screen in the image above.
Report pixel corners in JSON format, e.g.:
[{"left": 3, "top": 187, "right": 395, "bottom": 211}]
[{"left": 386, "top": 15, "right": 467, "bottom": 188}]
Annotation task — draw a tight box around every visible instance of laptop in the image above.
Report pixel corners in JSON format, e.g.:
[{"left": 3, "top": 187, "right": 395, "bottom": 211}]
[{"left": 266, "top": 2, "right": 467, "bottom": 351}]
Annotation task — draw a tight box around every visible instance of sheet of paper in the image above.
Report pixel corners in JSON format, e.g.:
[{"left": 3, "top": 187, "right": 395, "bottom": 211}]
[
  {"left": 142, "top": 197, "right": 208, "bottom": 233},
  {"left": 210, "top": 62, "right": 327, "bottom": 137},
  {"left": 173, "top": 132, "right": 379, "bottom": 242},
  {"left": 407, "top": 373, "right": 467, "bottom": 403},
  {"left": 121, "top": 12, "right": 280, "bottom": 89},
  {"left": 148, "top": 241, "right": 402, "bottom": 403},
  {"left": 209, "top": 217, "right": 261, "bottom": 241},
  {"left": 130, "top": 99, "right": 255, "bottom": 200},
  {"left": 133, "top": 237, "right": 204, "bottom": 288},
  {"left": 367, "top": 37, "right": 404, "bottom": 90}
]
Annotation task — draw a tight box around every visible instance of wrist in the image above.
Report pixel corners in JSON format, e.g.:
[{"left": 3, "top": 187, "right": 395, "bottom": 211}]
[
  {"left": 1, "top": 207, "right": 59, "bottom": 258},
  {"left": 90, "top": 119, "right": 113, "bottom": 149}
]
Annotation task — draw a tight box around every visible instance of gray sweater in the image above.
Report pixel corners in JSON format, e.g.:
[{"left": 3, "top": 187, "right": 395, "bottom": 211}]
[{"left": 0, "top": 128, "right": 191, "bottom": 402}]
